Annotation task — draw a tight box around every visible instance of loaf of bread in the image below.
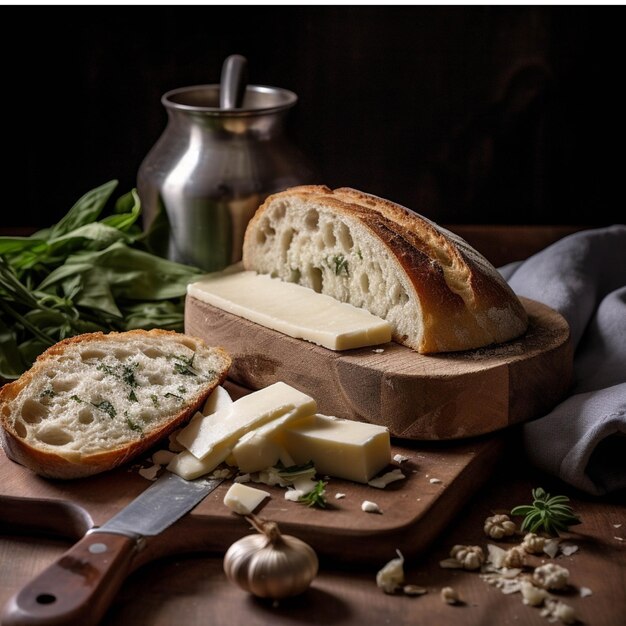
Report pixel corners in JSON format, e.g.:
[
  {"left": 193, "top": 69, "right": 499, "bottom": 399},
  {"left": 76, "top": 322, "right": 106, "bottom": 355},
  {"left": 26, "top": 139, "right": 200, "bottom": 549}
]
[
  {"left": 242, "top": 185, "right": 528, "bottom": 353},
  {"left": 0, "top": 330, "right": 230, "bottom": 479}
]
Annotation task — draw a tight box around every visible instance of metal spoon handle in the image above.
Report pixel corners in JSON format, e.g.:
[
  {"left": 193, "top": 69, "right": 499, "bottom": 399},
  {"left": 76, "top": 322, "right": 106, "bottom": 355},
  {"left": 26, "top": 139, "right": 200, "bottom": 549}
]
[{"left": 220, "top": 54, "right": 248, "bottom": 109}]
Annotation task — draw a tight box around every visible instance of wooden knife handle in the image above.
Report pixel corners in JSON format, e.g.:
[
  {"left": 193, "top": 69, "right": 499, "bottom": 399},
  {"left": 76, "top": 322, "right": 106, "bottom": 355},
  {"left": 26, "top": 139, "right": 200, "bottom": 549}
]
[{"left": 2, "top": 531, "right": 138, "bottom": 626}]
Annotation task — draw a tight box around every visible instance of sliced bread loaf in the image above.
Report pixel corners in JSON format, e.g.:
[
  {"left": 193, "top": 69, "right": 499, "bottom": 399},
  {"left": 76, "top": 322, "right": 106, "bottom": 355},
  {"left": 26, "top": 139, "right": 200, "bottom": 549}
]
[
  {"left": 242, "top": 185, "right": 528, "bottom": 353},
  {"left": 0, "top": 329, "right": 230, "bottom": 479}
]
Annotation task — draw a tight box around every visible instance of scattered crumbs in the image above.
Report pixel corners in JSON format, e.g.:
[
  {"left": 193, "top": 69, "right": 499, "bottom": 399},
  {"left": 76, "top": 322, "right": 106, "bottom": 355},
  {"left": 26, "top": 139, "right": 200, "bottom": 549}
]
[
  {"left": 560, "top": 543, "right": 578, "bottom": 557},
  {"left": 393, "top": 453, "right": 409, "bottom": 463},
  {"left": 425, "top": 474, "right": 430, "bottom": 478},
  {"left": 234, "top": 473, "right": 251, "bottom": 483},
  {"left": 429, "top": 478, "right": 442, "bottom": 484},
  {"left": 416, "top": 498, "right": 421, "bottom": 502},
  {"left": 362, "top": 500, "right": 382, "bottom": 514},
  {"left": 335, "top": 493, "right": 346, "bottom": 499},
  {"left": 579, "top": 587, "right": 593, "bottom": 598},
  {"left": 614, "top": 536, "right": 624, "bottom": 542},
  {"left": 372, "top": 348, "right": 385, "bottom": 353},
  {"left": 138, "top": 465, "right": 160, "bottom": 481},
  {"left": 613, "top": 523, "right": 622, "bottom": 528}
]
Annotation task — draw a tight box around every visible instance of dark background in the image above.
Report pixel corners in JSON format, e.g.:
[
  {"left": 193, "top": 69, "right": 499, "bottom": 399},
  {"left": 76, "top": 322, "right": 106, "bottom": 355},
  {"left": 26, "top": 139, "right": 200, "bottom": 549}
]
[{"left": 12, "top": 6, "right": 626, "bottom": 229}]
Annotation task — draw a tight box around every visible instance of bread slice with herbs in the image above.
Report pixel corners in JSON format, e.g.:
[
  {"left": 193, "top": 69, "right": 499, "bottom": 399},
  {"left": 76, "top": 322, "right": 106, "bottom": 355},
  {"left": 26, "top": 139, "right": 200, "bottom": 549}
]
[
  {"left": 0, "top": 329, "right": 230, "bottom": 479},
  {"left": 242, "top": 185, "right": 528, "bottom": 353}
]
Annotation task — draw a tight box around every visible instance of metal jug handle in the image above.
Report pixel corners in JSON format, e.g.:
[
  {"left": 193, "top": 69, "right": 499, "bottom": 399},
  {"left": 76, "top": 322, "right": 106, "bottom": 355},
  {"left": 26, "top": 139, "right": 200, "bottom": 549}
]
[{"left": 220, "top": 54, "right": 248, "bottom": 109}]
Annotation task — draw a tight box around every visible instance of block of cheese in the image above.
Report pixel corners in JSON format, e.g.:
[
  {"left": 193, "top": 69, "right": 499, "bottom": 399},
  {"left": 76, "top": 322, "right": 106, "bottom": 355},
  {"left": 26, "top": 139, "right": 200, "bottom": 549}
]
[
  {"left": 176, "top": 381, "right": 316, "bottom": 460},
  {"left": 223, "top": 482, "right": 270, "bottom": 515},
  {"left": 187, "top": 270, "right": 392, "bottom": 351},
  {"left": 282, "top": 414, "right": 391, "bottom": 483}
]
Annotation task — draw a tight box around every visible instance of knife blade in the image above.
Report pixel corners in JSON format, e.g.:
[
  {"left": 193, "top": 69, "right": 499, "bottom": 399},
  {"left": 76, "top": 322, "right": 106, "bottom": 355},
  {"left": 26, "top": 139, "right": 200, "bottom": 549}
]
[{"left": 2, "top": 471, "right": 227, "bottom": 626}]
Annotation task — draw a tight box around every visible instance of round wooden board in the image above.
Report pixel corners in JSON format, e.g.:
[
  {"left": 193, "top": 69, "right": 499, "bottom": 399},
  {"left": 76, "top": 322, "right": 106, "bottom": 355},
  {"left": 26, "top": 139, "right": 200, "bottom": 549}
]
[{"left": 185, "top": 297, "right": 572, "bottom": 439}]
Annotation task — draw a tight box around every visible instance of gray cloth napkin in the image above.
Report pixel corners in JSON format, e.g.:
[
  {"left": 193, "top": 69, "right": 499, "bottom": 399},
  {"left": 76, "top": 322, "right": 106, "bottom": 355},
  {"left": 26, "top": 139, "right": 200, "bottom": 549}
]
[{"left": 499, "top": 225, "right": 626, "bottom": 495}]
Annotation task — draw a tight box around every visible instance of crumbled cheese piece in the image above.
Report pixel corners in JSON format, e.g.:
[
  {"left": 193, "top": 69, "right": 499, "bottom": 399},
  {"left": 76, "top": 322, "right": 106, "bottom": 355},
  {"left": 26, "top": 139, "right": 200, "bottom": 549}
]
[
  {"left": 234, "top": 473, "right": 251, "bottom": 483},
  {"left": 393, "top": 453, "right": 409, "bottom": 463},
  {"left": 541, "top": 598, "right": 577, "bottom": 624},
  {"left": 579, "top": 586, "right": 593, "bottom": 598},
  {"left": 614, "top": 536, "right": 624, "bottom": 542},
  {"left": 440, "top": 586, "right": 459, "bottom": 605},
  {"left": 429, "top": 477, "right": 442, "bottom": 484},
  {"left": 284, "top": 489, "right": 302, "bottom": 502},
  {"left": 368, "top": 469, "right": 405, "bottom": 489},
  {"left": 520, "top": 580, "right": 549, "bottom": 606},
  {"left": 151, "top": 450, "right": 176, "bottom": 466},
  {"left": 486, "top": 543, "right": 507, "bottom": 568},
  {"left": 533, "top": 563, "right": 569, "bottom": 590},
  {"left": 372, "top": 348, "right": 385, "bottom": 353},
  {"left": 543, "top": 538, "right": 560, "bottom": 558},
  {"left": 613, "top": 523, "right": 622, "bottom": 528},
  {"left": 376, "top": 550, "right": 404, "bottom": 593},
  {"left": 335, "top": 492, "right": 346, "bottom": 499},
  {"left": 138, "top": 464, "right": 160, "bottom": 481},
  {"left": 362, "top": 500, "right": 382, "bottom": 513},
  {"left": 480, "top": 573, "right": 523, "bottom": 595},
  {"left": 223, "top": 483, "right": 270, "bottom": 515},
  {"left": 450, "top": 544, "right": 485, "bottom": 570},
  {"left": 560, "top": 543, "right": 578, "bottom": 557},
  {"left": 484, "top": 514, "right": 517, "bottom": 539}
]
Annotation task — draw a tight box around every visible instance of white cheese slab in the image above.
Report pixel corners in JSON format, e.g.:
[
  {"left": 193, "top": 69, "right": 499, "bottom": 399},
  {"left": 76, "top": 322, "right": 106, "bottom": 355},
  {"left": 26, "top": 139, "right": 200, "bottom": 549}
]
[
  {"left": 187, "top": 270, "right": 392, "bottom": 350},
  {"left": 176, "top": 381, "right": 316, "bottom": 460}
]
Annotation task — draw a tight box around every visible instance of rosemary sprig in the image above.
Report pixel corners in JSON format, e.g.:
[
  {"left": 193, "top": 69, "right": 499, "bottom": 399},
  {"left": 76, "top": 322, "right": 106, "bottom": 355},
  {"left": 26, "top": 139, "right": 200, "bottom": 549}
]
[
  {"left": 510, "top": 487, "right": 581, "bottom": 536},
  {"left": 298, "top": 480, "right": 327, "bottom": 509}
]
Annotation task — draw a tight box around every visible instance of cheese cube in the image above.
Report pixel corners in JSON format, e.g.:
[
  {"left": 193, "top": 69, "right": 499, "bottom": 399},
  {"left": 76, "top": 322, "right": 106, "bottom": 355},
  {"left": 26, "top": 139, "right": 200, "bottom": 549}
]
[
  {"left": 224, "top": 483, "right": 270, "bottom": 515},
  {"left": 188, "top": 270, "right": 392, "bottom": 350},
  {"left": 283, "top": 414, "right": 391, "bottom": 483},
  {"left": 176, "top": 382, "right": 316, "bottom": 460}
]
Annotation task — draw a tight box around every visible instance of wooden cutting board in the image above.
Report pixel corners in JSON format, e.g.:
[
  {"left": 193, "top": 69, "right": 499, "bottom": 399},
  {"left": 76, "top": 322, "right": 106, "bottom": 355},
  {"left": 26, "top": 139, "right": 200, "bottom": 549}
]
[
  {"left": 0, "top": 426, "right": 504, "bottom": 568},
  {"left": 185, "top": 297, "right": 572, "bottom": 439}
]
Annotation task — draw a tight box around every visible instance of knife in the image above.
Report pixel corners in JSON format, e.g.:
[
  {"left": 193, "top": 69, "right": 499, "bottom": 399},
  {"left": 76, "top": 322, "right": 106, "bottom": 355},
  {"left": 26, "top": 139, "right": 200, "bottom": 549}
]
[{"left": 2, "top": 471, "right": 227, "bottom": 626}]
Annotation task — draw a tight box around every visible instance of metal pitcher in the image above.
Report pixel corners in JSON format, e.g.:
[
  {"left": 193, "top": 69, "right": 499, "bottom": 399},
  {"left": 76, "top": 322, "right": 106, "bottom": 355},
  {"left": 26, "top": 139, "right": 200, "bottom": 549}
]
[{"left": 138, "top": 64, "right": 315, "bottom": 271}]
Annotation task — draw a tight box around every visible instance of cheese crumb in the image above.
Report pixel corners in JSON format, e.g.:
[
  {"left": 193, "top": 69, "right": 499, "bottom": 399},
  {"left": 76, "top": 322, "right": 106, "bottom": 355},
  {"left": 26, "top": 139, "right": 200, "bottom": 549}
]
[
  {"left": 138, "top": 465, "right": 160, "bottom": 481},
  {"left": 393, "top": 453, "right": 409, "bottom": 463},
  {"left": 335, "top": 492, "right": 346, "bottom": 499},
  {"left": 362, "top": 500, "right": 382, "bottom": 514},
  {"left": 560, "top": 543, "right": 578, "bottom": 557},
  {"left": 368, "top": 469, "right": 405, "bottom": 489},
  {"left": 579, "top": 586, "right": 593, "bottom": 598},
  {"left": 429, "top": 477, "right": 442, "bottom": 484}
]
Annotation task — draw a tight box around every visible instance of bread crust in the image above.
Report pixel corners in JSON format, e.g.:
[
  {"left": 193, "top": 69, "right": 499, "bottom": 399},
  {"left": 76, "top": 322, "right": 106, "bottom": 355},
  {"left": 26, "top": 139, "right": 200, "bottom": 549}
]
[
  {"left": 243, "top": 186, "right": 528, "bottom": 353},
  {"left": 0, "top": 329, "right": 231, "bottom": 479}
]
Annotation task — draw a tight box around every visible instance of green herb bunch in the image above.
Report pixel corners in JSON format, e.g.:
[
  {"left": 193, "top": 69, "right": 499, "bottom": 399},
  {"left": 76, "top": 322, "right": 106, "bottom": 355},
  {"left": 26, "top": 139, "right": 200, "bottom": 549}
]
[
  {"left": 511, "top": 487, "right": 581, "bottom": 536},
  {"left": 0, "top": 181, "right": 203, "bottom": 380}
]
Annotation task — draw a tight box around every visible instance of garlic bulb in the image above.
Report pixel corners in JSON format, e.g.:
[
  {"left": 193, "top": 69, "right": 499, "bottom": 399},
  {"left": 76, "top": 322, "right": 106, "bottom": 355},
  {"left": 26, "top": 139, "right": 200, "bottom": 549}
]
[{"left": 223, "top": 516, "right": 318, "bottom": 599}]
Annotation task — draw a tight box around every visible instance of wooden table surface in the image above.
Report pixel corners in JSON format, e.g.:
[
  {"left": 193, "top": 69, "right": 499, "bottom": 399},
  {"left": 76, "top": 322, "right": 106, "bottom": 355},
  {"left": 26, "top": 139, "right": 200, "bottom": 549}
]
[
  {"left": 1, "top": 439, "right": 625, "bottom": 626},
  {"left": 2, "top": 223, "right": 623, "bottom": 625}
]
